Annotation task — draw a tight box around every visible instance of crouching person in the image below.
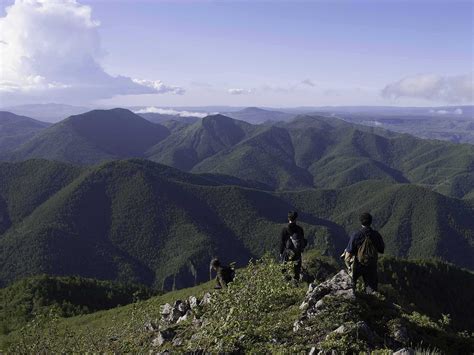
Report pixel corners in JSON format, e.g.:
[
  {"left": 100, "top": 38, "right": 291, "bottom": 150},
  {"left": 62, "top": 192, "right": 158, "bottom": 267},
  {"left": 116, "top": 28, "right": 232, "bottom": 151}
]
[{"left": 210, "top": 258, "right": 235, "bottom": 289}]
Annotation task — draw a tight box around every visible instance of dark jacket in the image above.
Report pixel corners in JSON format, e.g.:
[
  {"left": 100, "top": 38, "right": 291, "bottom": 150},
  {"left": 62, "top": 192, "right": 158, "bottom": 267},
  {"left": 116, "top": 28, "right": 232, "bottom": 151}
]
[
  {"left": 346, "top": 226, "right": 385, "bottom": 259},
  {"left": 215, "top": 265, "right": 234, "bottom": 288},
  {"left": 280, "top": 223, "right": 305, "bottom": 256}
]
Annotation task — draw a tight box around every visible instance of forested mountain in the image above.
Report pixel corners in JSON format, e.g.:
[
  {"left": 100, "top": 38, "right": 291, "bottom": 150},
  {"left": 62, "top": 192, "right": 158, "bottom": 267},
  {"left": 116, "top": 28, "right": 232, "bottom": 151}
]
[
  {"left": 151, "top": 114, "right": 474, "bottom": 198},
  {"left": 3, "top": 109, "right": 473, "bottom": 199},
  {"left": 0, "top": 159, "right": 472, "bottom": 291},
  {"left": 7, "top": 109, "right": 170, "bottom": 164},
  {"left": 0, "top": 112, "right": 50, "bottom": 155},
  {"left": 146, "top": 114, "right": 256, "bottom": 171}
]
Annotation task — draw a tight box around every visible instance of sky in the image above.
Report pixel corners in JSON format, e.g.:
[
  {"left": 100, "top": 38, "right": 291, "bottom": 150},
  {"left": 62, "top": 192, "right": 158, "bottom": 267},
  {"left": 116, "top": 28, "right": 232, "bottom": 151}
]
[{"left": 0, "top": 0, "right": 472, "bottom": 108}]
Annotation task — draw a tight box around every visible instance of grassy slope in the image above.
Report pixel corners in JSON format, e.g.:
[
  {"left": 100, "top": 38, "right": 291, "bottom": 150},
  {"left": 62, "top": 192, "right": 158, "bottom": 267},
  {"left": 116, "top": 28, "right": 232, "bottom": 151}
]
[{"left": 2, "top": 255, "right": 473, "bottom": 353}]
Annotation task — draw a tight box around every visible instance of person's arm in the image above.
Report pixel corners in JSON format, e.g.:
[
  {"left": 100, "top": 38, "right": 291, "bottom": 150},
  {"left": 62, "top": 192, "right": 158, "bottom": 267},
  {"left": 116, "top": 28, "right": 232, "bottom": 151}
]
[{"left": 345, "top": 232, "right": 357, "bottom": 256}]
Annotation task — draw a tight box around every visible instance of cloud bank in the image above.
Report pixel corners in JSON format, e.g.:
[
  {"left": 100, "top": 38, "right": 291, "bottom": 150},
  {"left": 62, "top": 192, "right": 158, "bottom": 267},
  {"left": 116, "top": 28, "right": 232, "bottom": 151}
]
[
  {"left": 228, "top": 88, "right": 252, "bottom": 95},
  {"left": 0, "top": 0, "right": 184, "bottom": 105},
  {"left": 134, "top": 107, "right": 209, "bottom": 118},
  {"left": 382, "top": 73, "right": 473, "bottom": 103}
]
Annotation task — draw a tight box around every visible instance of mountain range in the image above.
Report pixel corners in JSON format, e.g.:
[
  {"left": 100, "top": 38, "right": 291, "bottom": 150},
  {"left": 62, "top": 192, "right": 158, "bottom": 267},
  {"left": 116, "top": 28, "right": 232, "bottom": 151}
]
[
  {"left": 3, "top": 108, "right": 473, "bottom": 199},
  {"left": 0, "top": 107, "right": 472, "bottom": 290}
]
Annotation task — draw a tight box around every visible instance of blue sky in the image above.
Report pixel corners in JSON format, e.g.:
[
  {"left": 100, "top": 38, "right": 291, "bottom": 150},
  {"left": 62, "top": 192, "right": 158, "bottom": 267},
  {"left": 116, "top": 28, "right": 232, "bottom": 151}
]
[{"left": 0, "top": 0, "right": 472, "bottom": 107}]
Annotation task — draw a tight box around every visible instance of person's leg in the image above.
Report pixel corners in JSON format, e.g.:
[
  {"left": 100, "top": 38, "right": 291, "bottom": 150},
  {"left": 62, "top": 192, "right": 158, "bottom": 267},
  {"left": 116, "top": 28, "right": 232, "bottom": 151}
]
[
  {"left": 294, "top": 259, "right": 302, "bottom": 281},
  {"left": 362, "top": 264, "right": 378, "bottom": 293},
  {"left": 352, "top": 261, "right": 361, "bottom": 290}
]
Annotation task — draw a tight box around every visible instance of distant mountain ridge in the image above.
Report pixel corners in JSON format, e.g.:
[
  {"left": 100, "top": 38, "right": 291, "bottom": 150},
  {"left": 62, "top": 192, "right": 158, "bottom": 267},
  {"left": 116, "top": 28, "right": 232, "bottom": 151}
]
[
  {"left": 8, "top": 109, "right": 170, "bottom": 164},
  {"left": 223, "top": 107, "right": 295, "bottom": 124},
  {"left": 2, "top": 108, "right": 473, "bottom": 199},
  {"left": 0, "top": 111, "right": 50, "bottom": 156}
]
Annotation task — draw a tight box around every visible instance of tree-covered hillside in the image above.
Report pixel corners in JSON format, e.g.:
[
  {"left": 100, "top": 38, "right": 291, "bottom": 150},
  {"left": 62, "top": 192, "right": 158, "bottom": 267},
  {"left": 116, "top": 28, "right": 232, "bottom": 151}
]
[
  {"left": 7, "top": 109, "right": 170, "bottom": 164},
  {"left": 0, "top": 159, "right": 472, "bottom": 291},
  {"left": 3, "top": 110, "right": 472, "bottom": 199},
  {"left": 0, "top": 275, "right": 154, "bottom": 337}
]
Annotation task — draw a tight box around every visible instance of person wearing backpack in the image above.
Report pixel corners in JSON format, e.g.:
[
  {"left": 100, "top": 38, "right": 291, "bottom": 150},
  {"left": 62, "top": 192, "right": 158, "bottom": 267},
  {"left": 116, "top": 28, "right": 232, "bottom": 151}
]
[
  {"left": 279, "top": 211, "right": 307, "bottom": 281},
  {"left": 344, "top": 212, "right": 385, "bottom": 293},
  {"left": 210, "top": 258, "right": 235, "bottom": 289}
]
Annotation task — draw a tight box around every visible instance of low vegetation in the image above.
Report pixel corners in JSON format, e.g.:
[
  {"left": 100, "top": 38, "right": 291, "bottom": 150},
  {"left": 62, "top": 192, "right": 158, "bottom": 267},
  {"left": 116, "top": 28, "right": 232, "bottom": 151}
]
[{"left": 2, "top": 254, "right": 473, "bottom": 353}]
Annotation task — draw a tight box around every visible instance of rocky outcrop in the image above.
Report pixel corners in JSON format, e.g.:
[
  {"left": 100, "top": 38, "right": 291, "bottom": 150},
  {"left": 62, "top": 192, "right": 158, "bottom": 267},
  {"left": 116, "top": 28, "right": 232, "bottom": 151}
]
[
  {"left": 146, "top": 293, "right": 211, "bottom": 348},
  {"left": 295, "top": 269, "right": 414, "bottom": 353},
  {"left": 299, "top": 269, "right": 355, "bottom": 316}
]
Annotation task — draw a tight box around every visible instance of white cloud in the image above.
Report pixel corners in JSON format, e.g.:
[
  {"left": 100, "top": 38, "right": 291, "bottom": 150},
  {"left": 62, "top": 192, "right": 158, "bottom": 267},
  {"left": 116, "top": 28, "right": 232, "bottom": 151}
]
[
  {"left": 382, "top": 73, "right": 473, "bottom": 103},
  {"left": 0, "top": 0, "right": 184, "bottom": 104},
  {"left": 134, "top": 106, "right": 209, "bottom": 118},
  {"left": 428, "top": 108, "right": 464, "bottom": 115},
  {"left": 228, "top": 88, "right": 252, "bottom": 95}
]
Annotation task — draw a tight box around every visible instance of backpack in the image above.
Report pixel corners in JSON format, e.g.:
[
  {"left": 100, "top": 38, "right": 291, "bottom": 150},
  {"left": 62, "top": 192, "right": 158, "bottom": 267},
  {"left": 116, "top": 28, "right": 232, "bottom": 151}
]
[
  {"left": 285, "top": 232, "right": 307, "bottom": 261},
  {"left": 290, "top": 233, "right": 306, "bottom": 252},
  {"left": 221, "top": 265, "right": 235, "bottom": 283},
  {"left": 356, "top": 230, "right": 378, "bottom": 266}
]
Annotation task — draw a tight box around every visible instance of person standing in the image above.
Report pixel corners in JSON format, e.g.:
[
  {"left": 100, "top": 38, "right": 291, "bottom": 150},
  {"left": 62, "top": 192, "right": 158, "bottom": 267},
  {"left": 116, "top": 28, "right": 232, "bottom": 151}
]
[
  {"left": 343, "top": 212, "right": 385, "bottom": 293},
  {"left": 280, "top": 211, "right": 307, "bottom": 281}
]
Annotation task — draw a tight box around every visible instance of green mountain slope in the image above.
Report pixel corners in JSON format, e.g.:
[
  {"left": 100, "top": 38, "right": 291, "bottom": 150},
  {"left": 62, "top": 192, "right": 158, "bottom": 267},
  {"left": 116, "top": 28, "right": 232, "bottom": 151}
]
[
  {"left": 149, "top": 114, "right": 473, "bottom": 197},
  {"left": 146, "top": 114, "right": 255, "bottom": 170},
  {"left": 0, "top": 159, "right": 472, "bottom": 291},
  {"left": 192, "top": 125, "right": 314, "bottom": 190},
  {"left": 0, "top": 111, "right": 50, "bottom": 155},
  {"left": 8, "top": 109, "right": 169, "bottom": 164},
  {"left": 5, "top": 111, "right": 472, "bottom": 198}
]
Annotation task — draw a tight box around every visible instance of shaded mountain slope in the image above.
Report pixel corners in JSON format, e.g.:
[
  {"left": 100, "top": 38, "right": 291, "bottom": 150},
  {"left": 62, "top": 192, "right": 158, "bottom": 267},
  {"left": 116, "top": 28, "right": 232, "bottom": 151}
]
[
  {"left": 8, "top": 109, "right": 170, "bottom": 164},
  {"left": 0, "top": 111, "right": 50, "bottom": 155},
  {"left": 0, "top": 160, "right": 472, "bottom": 291}
]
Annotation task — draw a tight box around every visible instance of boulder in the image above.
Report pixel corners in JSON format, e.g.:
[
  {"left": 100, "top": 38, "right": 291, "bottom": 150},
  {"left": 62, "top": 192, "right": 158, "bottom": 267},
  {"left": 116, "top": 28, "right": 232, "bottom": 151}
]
[
  {"left": 160, "top": 303, "right": 173, "bottom": 315},
  {"left": 151, "top": 329, "right": 175, "bottom": 347},
  {"left": 200, "top": 292, "right": 212, "bottom": 306},
  {"left": 177, "top": 310, "right": 193, "bottom": 324},
  {"left": 188, "top": 295, "right": 199, "bottom": 309}
]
